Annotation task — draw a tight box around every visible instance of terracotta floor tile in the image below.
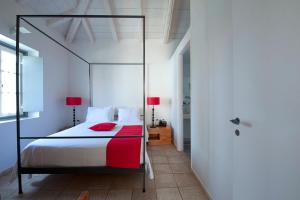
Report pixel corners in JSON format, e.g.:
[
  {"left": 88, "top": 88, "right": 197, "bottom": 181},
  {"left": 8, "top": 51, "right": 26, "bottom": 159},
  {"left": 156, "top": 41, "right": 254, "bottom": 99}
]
[
  {"left": 156, "top": 188, "right": 182, "bottom": 200},
  {"left": 106, "top": 189, "right": 132, "bottom": 200},
  {"left": 27, "top": 190, "right": 61, "bottom": 200},
  {"left": 55, "top": 190, "right": 80, "bottom": 200},
  {"left": 174, "top": 174, "right": 200, "bottom": 187},
  {"left": 132, "top": 188, "right": 157, "bottom": 200},
  {"left": 165, "top": 149, "right": 185, "bottom": 157},
  {"left": 149, "top": 146, "right": 167, "bottom": 151},
  {"left": 151, "top": 155, "right": 168, "bottom": 164},
  {"left": 170, "top": 163, "right": 192, "bottom": 174},
  {"left": 167, "top": 155, "right": 190, "bottom": 164},
  {"left": 153, "top": 164, "right": 172, "bottom": 174},
  {"left": 151, "top": 150, "right": 165, "bottom": 156},
  {"left": 89, "top": 189, "right": 108, "bottom": 200},
  {"left": 155, "top": 174, "right": 177, "bottom": 188},
  {"left": 179, "top": 186, "right": 208, "bottom": 200}
]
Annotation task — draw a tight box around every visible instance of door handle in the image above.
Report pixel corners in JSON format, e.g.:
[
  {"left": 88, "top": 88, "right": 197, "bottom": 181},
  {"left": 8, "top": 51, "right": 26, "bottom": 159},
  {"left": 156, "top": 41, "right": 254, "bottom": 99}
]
[
  {"left": 235, "top": 129, "right": 240, "bottom": 136},
  {"left": 230, "top": 118, "right": 240, "bottom": 125}
]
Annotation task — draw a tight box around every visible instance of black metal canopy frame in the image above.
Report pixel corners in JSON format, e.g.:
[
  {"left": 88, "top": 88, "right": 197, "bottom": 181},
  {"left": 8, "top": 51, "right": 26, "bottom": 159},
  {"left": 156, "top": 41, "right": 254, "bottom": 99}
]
[{"left": 15, "top": 15, "right": 146, "bottom": 194}]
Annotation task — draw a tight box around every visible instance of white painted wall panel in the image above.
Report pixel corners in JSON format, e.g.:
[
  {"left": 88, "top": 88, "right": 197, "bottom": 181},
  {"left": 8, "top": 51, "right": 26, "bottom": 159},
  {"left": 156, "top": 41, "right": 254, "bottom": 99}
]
[
  {"left": 190, "top": 0, "right": 233, "bottom": 199},
  {"left": 92, "top": 65, "right": 143, "bottom": 109}
]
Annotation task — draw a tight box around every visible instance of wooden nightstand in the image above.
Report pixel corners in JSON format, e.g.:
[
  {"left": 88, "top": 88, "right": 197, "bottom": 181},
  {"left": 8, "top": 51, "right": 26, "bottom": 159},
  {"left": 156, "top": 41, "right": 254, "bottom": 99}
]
[{"left": 147, "top": 126, "right": 172, "bottom": 145}]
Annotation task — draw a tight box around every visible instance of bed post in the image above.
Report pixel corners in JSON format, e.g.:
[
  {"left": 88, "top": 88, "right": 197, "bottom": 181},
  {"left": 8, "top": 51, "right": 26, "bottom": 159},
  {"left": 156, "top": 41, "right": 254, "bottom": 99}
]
[
  {"left": 16, "top": 15, "right": 23, "bottom": 194},
  {"left": 88, "top": 63, "right": 92, "bottom": 106},
  {"left": 142, "top": 16, "right": 146, "bottom": 193}
]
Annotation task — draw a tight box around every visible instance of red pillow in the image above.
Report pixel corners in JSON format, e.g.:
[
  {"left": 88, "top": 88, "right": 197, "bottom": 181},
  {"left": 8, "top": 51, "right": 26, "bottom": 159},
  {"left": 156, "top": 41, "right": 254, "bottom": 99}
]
[{"left": 89, "top": 122, "right": 117, "bottom": 131}]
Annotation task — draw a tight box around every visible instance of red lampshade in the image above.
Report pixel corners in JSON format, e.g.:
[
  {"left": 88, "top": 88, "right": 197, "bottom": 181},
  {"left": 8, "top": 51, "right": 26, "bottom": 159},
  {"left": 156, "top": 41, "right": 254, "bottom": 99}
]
[
  {"left": 147, "top": 97, "right": 160, "bottom": 105},
  {"left": 66, "top": 97, "right": 82, "bottom": 106}
]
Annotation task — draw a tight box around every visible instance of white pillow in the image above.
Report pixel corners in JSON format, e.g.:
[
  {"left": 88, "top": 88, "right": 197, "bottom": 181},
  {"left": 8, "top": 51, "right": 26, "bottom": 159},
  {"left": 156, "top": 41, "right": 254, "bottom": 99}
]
[
  {"left": 118, "top": 107, "right": 140, "bottom": 123},
  {"left": 85, "top": 106, "right": 114, "bottom": 123}
]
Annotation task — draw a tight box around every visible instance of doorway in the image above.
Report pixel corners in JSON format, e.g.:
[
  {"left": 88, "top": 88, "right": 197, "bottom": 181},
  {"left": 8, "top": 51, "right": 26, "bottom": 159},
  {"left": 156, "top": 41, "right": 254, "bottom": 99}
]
[{"left": 182, "top": 48, "right": 191, "bottom": 157}]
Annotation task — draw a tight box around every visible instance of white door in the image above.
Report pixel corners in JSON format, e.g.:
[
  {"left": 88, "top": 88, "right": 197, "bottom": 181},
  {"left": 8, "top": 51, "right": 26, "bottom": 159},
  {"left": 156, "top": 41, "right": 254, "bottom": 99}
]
[{"left": 233, "top": 0, "right": 300, "bottom": 199}]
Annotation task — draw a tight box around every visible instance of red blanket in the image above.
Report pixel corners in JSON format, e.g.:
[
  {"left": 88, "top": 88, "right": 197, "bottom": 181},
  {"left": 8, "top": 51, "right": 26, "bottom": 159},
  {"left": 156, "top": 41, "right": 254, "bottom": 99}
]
[{"left": 106, "top": 125, "right": 143, "bottom": 169}]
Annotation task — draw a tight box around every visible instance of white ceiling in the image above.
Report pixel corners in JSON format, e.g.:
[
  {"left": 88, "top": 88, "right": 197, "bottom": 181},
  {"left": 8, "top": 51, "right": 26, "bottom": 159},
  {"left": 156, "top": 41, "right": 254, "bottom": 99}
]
[{"left": 17, "top": 0, "right": 190, "bottom": 43}]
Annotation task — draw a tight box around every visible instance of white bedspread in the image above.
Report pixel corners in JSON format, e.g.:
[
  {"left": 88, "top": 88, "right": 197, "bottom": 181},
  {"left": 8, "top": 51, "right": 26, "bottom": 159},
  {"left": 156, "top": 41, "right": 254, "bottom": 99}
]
[{"left": 17, "top": 121, "right": 153, "bottom": 179}]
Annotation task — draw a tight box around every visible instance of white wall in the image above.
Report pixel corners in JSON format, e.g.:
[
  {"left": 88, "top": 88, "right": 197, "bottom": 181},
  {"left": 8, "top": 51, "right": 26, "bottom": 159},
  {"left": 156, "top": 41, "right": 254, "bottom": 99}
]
[
  {"left": 68, "top": 39, "right": 179, "bottom": 125},
  {"left": 190, "top": 0, "right": 233, "bottom": 199},
  {"left": 206, "top": 0, "right": 234, "bottom": 199},
  {"left": 146, "top": 60, "right": 173, "bottom": 125},
  {"left": 0, "top": 1, "right": 71, "bottom": 172},
  {"left": 92, "top": 64, "right": 143, "bottom": 109},
  {"left": 67, "top": 56, "right": 90, "bottom": 124}
]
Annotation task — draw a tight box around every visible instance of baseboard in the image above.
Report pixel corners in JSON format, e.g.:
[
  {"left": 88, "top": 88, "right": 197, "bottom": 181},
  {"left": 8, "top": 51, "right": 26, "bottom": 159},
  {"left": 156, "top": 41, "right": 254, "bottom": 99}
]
[{"left": 191, "top": 166, "right": 214, "bottom": 200}]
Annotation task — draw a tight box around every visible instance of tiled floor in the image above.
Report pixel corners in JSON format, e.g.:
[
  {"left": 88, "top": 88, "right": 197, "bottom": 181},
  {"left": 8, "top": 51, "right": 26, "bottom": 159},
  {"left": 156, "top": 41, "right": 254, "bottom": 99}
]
[{"left": 0, "top": 144, "right": 208, "bottom": 200}]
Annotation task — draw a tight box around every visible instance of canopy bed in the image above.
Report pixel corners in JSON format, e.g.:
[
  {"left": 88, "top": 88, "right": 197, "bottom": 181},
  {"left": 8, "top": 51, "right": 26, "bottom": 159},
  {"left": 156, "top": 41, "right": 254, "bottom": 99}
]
[{"left": 15, "top": 15, "right": 147, "bottom": 194}]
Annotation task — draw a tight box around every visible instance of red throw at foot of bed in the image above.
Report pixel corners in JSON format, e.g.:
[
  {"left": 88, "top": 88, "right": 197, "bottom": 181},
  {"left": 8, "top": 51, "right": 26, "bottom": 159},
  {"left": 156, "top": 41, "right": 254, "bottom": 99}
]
[{"left": 106, "top": 125, "right": 143, "bottom": 169}]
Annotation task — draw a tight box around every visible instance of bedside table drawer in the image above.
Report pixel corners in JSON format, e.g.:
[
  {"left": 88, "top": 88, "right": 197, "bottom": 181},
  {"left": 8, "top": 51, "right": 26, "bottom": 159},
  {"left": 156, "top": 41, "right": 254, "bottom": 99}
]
[
  {"left": 148, "top": 133, "right": 160, "bottom": 140},
  {"left": 147, "top": 126, "right": 172, "bottom": 145},
  {"left": 159, "top": 130, "right": 171, "bottom": 136}
]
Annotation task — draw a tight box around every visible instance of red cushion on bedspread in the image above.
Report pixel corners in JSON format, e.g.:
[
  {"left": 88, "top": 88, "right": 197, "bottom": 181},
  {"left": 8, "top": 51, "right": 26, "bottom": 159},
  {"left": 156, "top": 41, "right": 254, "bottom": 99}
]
[{"left": 89, "top": 122, "right": 116, "bottom": 131}]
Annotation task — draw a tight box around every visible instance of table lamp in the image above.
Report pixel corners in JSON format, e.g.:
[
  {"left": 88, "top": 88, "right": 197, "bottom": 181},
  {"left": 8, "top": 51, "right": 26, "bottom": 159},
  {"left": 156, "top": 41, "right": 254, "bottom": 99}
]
[
  {"left": 66, "top": 97, "right": 82, "bottom": 126},
  {"left": 147, "top": 97, "right": 160, "bottom": 128}
]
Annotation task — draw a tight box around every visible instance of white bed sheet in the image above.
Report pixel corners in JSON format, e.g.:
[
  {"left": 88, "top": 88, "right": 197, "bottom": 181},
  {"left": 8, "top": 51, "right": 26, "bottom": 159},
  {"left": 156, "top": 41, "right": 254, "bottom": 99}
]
[{"left": 19, "top": 121, "right": 153, "bottom": 179}]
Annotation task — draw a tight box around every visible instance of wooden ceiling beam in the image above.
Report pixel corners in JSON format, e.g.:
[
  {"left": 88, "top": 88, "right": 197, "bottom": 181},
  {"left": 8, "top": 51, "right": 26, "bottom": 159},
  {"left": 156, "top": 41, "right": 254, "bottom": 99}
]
[
  {"left": 46, "top": 0, "right": 80, "bottom": 27},
  {"left": 137, "top": 0, "right": 144, "bottom": 41},
  {"left": 46, "top": 8, "right": 75, "bottom": 27},
  {"left": 163, "top": 0, "right": 175, "bottom": 43},
  {"left": 65, "top": 0, "right": 91, "bottom": 43},
  {"left": 66, "top": 18, "right": 82, "bottom": 42},
  {"left": 82, "top": 19, "right": 95, "bottom": 43},
  {"left": 102, "top": 0, "right": 119, "bottom": 41}
]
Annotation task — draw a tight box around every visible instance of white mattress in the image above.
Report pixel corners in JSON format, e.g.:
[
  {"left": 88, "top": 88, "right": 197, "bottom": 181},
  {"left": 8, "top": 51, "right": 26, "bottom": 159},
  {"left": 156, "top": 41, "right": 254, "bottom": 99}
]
[{"left": 20, "top": 121, "right": 153, "bottom": 179}]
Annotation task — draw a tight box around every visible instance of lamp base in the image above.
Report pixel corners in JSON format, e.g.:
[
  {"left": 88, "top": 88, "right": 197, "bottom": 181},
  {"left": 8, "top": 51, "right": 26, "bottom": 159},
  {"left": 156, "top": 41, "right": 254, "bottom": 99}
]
[
  {"left": 151, "top": 106, "right": 156, "bottom": 128},
  {"left": 73, "top": 107, "right": 76, "bottom": 126}
]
